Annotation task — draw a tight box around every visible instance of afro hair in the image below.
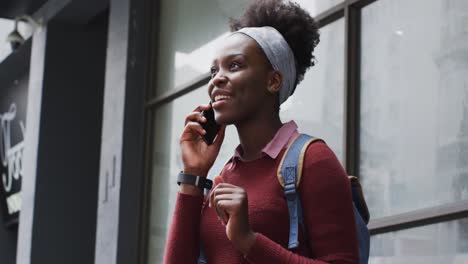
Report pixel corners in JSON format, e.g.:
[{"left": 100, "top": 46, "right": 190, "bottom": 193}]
[{"left": 230, "top": 0, "right": 320, "bottom": 91}]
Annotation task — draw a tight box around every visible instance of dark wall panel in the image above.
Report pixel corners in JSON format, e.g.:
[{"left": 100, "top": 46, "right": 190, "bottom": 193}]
[{"left": 29, "top": 11, "right": 108, "bottom": 264}]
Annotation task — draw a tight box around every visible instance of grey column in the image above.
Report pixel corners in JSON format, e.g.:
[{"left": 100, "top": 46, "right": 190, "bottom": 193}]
[
  {"left": 95, "top": 0, "right": 151, "bottom": 262},
  {"left": 94, "top": 0, "right": 130, "bottom": 263},
  {"left": 16, "top": 26, "right": 47, "bottom": 264}
]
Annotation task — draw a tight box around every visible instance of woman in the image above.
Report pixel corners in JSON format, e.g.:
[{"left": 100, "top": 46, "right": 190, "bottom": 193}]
[{"left": 164, "top": 0, "right": 359, "bottom": 263}]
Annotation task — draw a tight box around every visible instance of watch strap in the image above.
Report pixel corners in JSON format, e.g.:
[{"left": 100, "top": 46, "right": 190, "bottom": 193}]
[{"left": 177, "top": 172, "right": 213, "bottom": 190}]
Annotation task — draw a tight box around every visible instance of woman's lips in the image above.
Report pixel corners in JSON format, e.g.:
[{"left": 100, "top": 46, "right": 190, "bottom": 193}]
[{"left": 212, "top": 98, "right": 231, "bottom": 109}]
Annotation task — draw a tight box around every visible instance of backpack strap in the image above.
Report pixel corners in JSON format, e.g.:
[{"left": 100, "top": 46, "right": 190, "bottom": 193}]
[
  {"left": 278, "top": 134, "right": 370, "bottom": 263},
  {"left": 277, "top": 134, "right": 323, "bottom": 249},
  {"left": 349, "top": 176, "right": 370, "bottom": 224},
  {"left": 277, "top": 134, "right": 323, "bottom": 188}
]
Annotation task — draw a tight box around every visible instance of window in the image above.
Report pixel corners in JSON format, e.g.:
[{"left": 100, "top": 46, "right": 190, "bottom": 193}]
[
  {"left": 147, "top": 2, "right": 350, "bottom": 262},
  {"left": 153, "top": 0, "right": 251, "bottom": 97},
  {"left": 294, "top": 0, "right": 343, "bottom": 17},
  {"left": 280, "top": 19, "right": 346, "bottom": 163},
  {"left": 370, "top": 218, "right": 468, "bottom": 263},
  {"left": 359, "top": 0, "right": 468, "bottom": 218},
  {"left": 144, "top": 0, "right": 468, "bottom": 262}
]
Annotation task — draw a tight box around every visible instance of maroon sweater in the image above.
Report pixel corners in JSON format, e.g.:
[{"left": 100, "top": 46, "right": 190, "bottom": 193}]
[{"left": 164, "top": 130, "right": 359, "bottom": 263}]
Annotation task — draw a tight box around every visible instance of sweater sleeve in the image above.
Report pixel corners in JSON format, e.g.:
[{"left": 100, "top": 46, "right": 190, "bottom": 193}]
[
  {"left": 163, "top": 192, "right": 204, "bottom": 264},
  {"left": 244, "top": 142, "right": 360, "bottom": 264}
]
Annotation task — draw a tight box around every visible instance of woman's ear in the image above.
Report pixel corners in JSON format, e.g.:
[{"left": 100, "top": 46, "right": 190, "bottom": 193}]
[{"left": 267, "top": 71, "right": 282, "bottom": 94}]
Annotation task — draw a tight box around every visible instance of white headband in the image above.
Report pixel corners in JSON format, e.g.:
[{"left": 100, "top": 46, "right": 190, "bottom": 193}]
[{"left": 232, "top": 26, "right": 297, "bottom": 105}]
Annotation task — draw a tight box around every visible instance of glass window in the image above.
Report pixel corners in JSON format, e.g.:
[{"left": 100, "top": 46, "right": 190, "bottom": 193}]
[
  {"left": 294, "top": 0, "right": 343, "bottom": 17},
  {"left": 280, "top": 19, "right": 345, "bottom": 164},
  {"left": 152, "top": 0, "right": 344, "bottom": 98},
  {"left": 147, "top": 86, "right": 239, "bottom": 263},
  {"left": 370, "top": 218, "right": 468, "bottom": 263},
  {"left": 294, "top": 0, "right": 343, "bottom": 16},
  {"left": 153, "top": 0, "right": 250, "bottom": 97},
  {"left": 360, "top": 0, "right": 468, "bottom": 218}
]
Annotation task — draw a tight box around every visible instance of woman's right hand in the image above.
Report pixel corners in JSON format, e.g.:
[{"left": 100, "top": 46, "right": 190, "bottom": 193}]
[{"left": 180, "top": 104, "right": 226, "bottom": 177}]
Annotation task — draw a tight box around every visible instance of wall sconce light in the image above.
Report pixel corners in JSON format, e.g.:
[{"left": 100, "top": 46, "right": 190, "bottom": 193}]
[{"left": 6, "top": 15, "right": 41, "bottom": 51}]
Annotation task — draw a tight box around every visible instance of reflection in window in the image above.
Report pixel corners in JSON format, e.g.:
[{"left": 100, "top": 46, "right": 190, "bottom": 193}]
[
  {"left": 370, "top": 218, "right": 468, "bottom": 263},
  {"left": 360, "top": 0, "right": 468, "bottom": 218},
  {"left": 153, "top": 0, "right": 345, "bottom": 98},
  {"left": 280, "top": 19, "right": 345, "bottom": 164},
  {"left": 154, "top": 0, "right": 250, "bottom": 97}
]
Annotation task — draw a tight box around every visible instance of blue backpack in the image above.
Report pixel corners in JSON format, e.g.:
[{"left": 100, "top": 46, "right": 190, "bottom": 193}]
[{"left": 278, "top": 134, "right": 370, "bottom": 264}]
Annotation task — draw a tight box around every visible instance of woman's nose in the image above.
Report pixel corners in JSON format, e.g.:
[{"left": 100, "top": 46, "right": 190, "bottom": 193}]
[{"left": 212, "top": 73, "right": 228, "bottom": 87}]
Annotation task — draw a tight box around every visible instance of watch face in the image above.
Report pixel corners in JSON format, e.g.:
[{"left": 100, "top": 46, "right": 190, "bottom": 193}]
[{"left": 204, "top": 178, "right": 213, "bottom": 190}]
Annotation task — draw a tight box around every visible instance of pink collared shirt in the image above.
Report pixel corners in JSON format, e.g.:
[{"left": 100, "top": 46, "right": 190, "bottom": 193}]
[{"left": 232, "top": 120, "right": 300, "bottom": 162}]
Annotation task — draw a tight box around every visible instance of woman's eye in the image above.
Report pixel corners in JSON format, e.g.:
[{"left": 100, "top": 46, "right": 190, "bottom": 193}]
[
  {"left": 210, "top": 67, "right": 218, "bottom": 76},
  {"left": 230, "top": 63, "right": 241, "bottom": 70}
]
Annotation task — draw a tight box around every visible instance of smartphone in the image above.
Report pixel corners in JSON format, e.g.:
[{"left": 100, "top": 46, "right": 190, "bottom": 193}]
[{"left": 200, "top": 102, "right": 221, "bottom": 145}]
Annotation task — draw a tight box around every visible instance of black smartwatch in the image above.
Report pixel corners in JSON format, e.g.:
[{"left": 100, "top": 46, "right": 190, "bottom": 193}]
[{"left": 177, "top": 172, "right": 213, "bottom": 190}]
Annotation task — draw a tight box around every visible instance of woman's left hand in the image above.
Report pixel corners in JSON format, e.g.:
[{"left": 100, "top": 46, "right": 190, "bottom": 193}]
[{"left": 209, "top": 183, "right": 256, "bottom": 254}]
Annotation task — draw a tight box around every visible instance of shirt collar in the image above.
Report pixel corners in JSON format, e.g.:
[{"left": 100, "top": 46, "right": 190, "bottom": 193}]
[{"left": 232, "top": 120, "right": 299, "bottom": 161}]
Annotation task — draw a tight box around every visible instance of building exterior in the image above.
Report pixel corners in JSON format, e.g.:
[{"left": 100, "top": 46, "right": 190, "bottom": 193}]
[{"left": 0, "top": 0, "right": 467, "bottom": 263}]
